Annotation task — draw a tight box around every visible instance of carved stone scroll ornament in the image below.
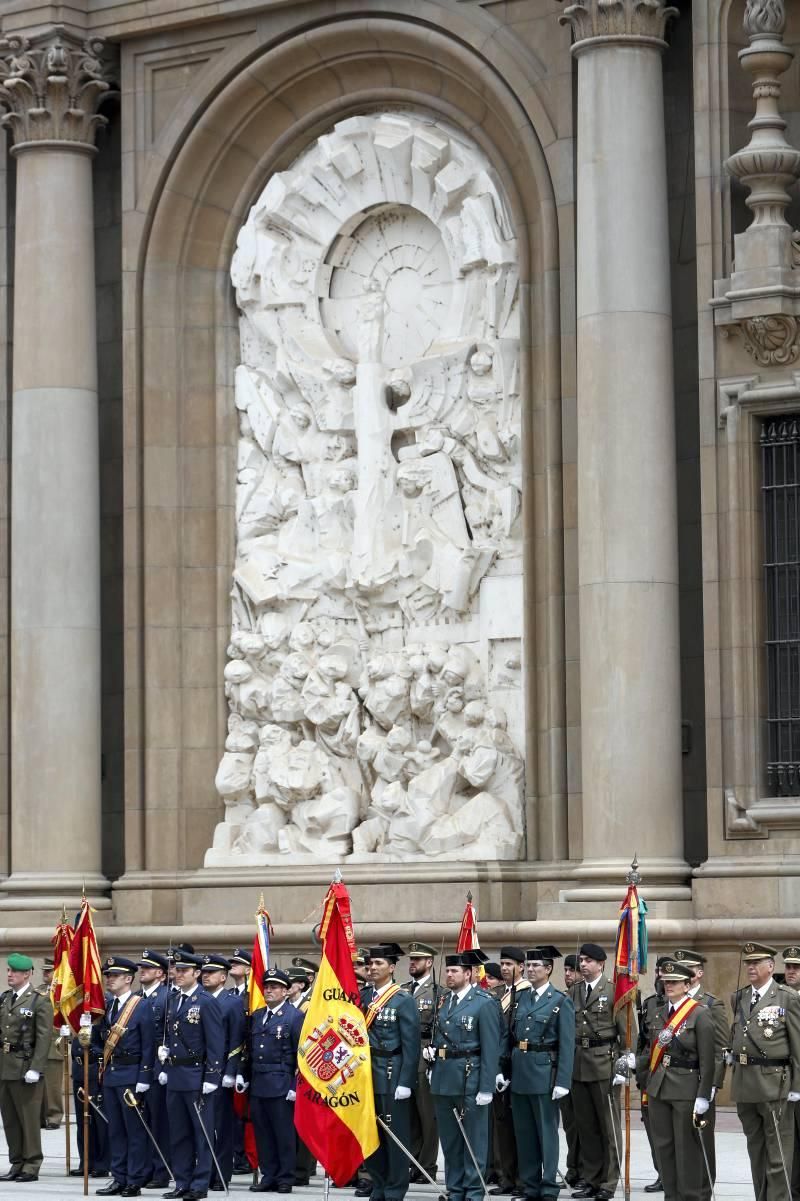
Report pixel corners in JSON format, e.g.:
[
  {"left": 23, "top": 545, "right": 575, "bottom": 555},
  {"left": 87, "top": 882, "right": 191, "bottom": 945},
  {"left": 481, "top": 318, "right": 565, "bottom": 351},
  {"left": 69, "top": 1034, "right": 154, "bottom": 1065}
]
[
  {"left": 558, "top": 0, "right": 678, "bottom": 48},
  {"left": 740, "top": 315, "right": 800, "bottom": 367},
  {"left": 0, "top": 27, "right": 112, "bottom": 150},
  {"left": 205, "top": 112, "right": 526, "bottom": 865}
]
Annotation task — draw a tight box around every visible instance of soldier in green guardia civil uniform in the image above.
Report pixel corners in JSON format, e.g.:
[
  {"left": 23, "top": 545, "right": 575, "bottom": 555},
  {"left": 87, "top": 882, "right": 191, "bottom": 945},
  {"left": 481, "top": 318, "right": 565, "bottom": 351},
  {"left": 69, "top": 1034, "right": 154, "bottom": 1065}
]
[
  {"left": 361, "top": 943, "right": 421, "bottom": 1201},
  {"left": 638, "top": 959, "right": 716, "bottom": 1201},
  {"left": 0, "top": 953, "right": 54, "bottom": 1182},
  {"left": 428, "top": 950, "right": 502, "bottom": 1201},
  {"left": 502, "top": 946, "right": 575, "bottom": 1201},
  {"left": 728, "top": 941, "right": 800, "bottom": 1201},
  {"left": 780, "top": 946, "right": 800, "bottom": 1201},
  {"left": 403, "top": 942, "right": 443, "bottom": 1182}
]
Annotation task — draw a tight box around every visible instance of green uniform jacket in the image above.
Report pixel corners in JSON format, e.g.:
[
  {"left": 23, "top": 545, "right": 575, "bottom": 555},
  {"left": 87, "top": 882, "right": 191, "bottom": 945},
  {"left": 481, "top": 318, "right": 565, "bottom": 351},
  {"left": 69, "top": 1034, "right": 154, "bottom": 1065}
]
[
  {"left": 508, "top": 984, "right": 575, "bottom": 1095},
  {"left": 0, "top": 985, "right": 52, "bottom": 1080},
  {"left": 569, "top": 975, "right": 632, "bottom": 1084},
  {"left": 635, "top": 991, "right": 663, "bottom": 1089},
  {"left": 363, "top": 985, "right": 421, "bottom": 1094},
  {"left": 692, "top": 984, "right": 728, "bottom": 1091},
  {"left": 641, "top": 1001, "right": 716, "bottom": 1102},
  {"left": 34, "top": 984, "right": 62, "bottom": 1063},
  {"left": 430, "top": 985, "right": 501, "bottom": 1097},
  {"left": 728, "top": 978, "right": 800, "bottom": 1102},
  {"left": 402, "top": 976, "right": 443, "bottom": 1071}
]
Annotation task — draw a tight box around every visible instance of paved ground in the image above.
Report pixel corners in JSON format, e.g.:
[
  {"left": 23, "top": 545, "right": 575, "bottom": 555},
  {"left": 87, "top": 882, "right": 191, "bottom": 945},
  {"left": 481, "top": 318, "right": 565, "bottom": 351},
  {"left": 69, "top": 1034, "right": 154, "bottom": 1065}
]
[{"left": 0, "top": 1109, "right": 758, "bottom": 1198}]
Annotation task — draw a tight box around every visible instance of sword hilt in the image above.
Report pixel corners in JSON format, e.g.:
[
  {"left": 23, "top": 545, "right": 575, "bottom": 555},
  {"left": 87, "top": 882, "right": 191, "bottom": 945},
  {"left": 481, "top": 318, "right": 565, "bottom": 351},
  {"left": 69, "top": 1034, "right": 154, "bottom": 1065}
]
[{"left": 123, "top": 1088, "right": 139, "bottom": 1109}]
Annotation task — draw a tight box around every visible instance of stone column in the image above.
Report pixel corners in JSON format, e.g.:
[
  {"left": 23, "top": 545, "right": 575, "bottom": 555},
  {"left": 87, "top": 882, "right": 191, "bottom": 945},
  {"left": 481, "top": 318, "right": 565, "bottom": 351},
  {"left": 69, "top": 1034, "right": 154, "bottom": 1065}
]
[
  {"left": 0, "top": 30, "right": 112, "bottom": 908},
  {"left": 560, "top": 0, "right": 687, "bottom": 883}
]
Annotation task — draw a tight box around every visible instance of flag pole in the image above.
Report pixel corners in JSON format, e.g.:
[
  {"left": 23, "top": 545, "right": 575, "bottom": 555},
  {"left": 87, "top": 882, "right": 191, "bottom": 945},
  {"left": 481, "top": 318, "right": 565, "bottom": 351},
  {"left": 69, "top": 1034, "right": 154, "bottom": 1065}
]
[
  {"left": 623, "top": 854, "right": 641, "bottom": 1201},
  {"left": 81, "top": 1034, "right": 90, "bottom": 1196},
  {"left": 63, "top": 1034, "right": 71, "bottom": 1175}
]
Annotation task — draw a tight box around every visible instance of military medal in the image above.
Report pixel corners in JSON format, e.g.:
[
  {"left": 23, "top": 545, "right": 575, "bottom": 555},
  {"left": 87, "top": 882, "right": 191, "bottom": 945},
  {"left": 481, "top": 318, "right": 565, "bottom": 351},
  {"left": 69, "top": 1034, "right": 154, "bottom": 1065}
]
[
  {"left": 657, "top": 1028, "right": 674, "bottom": 1046},
  {"left": 764, "top": 1027, "right": 773, "bottom": 1038}
]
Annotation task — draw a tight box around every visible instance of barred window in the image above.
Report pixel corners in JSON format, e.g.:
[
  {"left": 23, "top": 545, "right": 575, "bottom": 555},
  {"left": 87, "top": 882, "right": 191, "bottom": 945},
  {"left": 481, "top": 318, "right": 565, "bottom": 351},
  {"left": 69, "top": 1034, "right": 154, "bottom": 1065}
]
[{"left": 762, "top": 417, "right": 800, "bottom": 796}]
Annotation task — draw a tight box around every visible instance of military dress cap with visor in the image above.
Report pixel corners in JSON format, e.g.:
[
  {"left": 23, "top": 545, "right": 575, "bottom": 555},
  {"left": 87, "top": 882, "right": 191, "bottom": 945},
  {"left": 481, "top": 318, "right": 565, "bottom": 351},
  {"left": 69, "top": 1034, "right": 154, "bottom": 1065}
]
[
  {"left": 525, "top": 945, "right": 562, "bottom": 963},
  {"left": 783, "top": 947, "right": 800, "bottom": 964},
  {"left": 102, "top": 955, "right": 138, "bottom": 975},
  {"left": 288, "top": 968, "right": 308, "bottom": 985},
  {"left": 673, "top": 948, "right": 707, "bottom": 965},
  {"left": 171, "top": 950, "right": 203, "bottom": 969},
  {"left": 201, "top": 953, "right": 231, "bottom": 973},
  {"left": 657, "top": 960, "right": 693, "bottom": 982},
  {"left": 367, "top": 943, "right": 404, "bottom": 962},
  {"left": 741, "top": 941, "right": 778, "bottom": 961},
  {"left": 138, "top": 948, "right": 169, "bottom": 971},
  {"left": 42, "top": 958, "right": 54, "bottom": 971},
  {"left": 579, "top": 942, "right": 607, "bottom": 962},
  {"left": 230, "top": 947, "right": 252, "bottom": 966},
  {"left": 354, "top": 948, "right": 369, "bottom": 966},
  {"left": 291, "top": 956, "right": 320, "bottom": 973},
  {"left": 499, "top": 946, "right": 525, "bottom": 963},
  {"left": 407, "top": 942, "right": 437, "bottom": 958},
  {"left": 6, "top": 954, "right": 33, "bottom": 971},
  {"left": 262, "top": 967, "right": 290, "bottom": 987}
]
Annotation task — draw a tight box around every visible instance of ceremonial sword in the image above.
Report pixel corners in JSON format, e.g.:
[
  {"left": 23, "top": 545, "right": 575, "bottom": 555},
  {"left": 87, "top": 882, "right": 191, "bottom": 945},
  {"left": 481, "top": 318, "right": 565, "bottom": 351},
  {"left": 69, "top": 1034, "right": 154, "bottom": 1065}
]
[
  {"left": 193, "top": 1097, "right": 229, "bottom": 1195},
  {"left": 770, "top": 1105, "right": 792, "bottom": 1200},
  {"left": 452, "top": 1106, "right": 491, "bottom": 1201},
  {"left": 123, "top": 1089, "right": 175, "bottom": 1187},
  {"left": 376, "top": 1116, "right": 446, "bottom": 1201},
  {"left": 692, "top": 1111, "right": 717, "bottom": 1201},
  {"left": 76, "top": 1086, "right": 108, "bottom": 1125}
]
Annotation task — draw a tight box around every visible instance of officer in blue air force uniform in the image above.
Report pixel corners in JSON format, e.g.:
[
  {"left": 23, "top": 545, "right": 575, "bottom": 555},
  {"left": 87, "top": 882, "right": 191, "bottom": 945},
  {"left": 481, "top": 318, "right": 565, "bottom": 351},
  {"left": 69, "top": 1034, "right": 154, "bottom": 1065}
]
[
  {"left": 158, "top": 950, "right": 224, "bottom": 1201},
  {"left": 96, "top": 956, "right": 157, "bottom": 1198},
  {"left": 200, "top": 954, "right": 246, "bottom": 1192},
  {"left": 136, "top": 950, "right": 172, "bottom": 1191},
  {"left": 428, "top": 950, "right": 502, "bottom": 1201},
  {"left": 69, "top": 1026, "right": 111, "bottom": 1180},
  {"left": 226, "top": 948, "right": 252, "bottom": 1176},
  {"left": 503, "top": 946, "right": 575, "bottom": 1201},
  {"left": 243, "top": 966, "right": 304, "bottom": 1194}
]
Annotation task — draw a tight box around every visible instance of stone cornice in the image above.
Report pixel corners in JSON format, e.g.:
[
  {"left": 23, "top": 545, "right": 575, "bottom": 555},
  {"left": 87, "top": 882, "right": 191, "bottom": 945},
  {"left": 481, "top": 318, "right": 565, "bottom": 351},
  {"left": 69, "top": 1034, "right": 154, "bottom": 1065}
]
[
  {"left": 558, "top": 0, "right": 678, "bottom": 50},
  {"left": 0, "top": 26, "right": 113, "bottom": 154}
]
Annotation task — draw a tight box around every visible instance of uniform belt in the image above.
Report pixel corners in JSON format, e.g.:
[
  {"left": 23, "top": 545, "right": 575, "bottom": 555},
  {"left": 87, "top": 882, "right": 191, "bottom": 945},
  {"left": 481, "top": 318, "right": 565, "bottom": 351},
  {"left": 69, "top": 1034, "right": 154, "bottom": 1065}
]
[
  {"left": 578, "top": 1037, "right": 615, "bottom": 1048},
  {"left": 516, "top": 1043, "right": 557, "bottom": 1054},
  {"left": 436, "top": 1048, "right": 479, "bottom": 1059},
  {"left": 107, "top": 1054, "right": 140, "bottom": 1065},
  {"left": 660, "top": 1053, "right": 699, "bottom": 1070},
  {"left": 168, "top": 1055, "right": 202, "bottom": 1066},
  {"left": 371, "top": 1047, "right": 402, "bottom": 1058},
  {"left": 736, "top": 1054, "right": 791, "bottom": 1067},
  {"left": 2, "top": 1042, "right": 32, "bottom": 1055}
]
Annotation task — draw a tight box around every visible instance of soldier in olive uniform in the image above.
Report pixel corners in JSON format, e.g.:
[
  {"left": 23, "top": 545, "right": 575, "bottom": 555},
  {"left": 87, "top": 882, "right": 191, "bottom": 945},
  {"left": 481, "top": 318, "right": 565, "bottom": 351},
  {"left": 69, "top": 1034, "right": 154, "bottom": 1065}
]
[
  {"left": 560, "top": 955, "right": 584, "bottom": 1189},
  {"left": 428, "top": 950, "right": 502, "bottom": 1201},
  {"left": 492, "top": 947, "right": 529, "bottom": 1195},
  {"left": 291, "top": 956, "right": 319, "bottom": 1187},
  {"left": 638, "top": 960, "right": 716, "bottom": 1201},
  {"left": 503, "top": 946, "right": 575, "bottom": 1201},
  {"left": 37, "top": 957, "right": 64, "bottom": 1130},
  {"left": 636, "top": 955, "right": 669, "bottom": 1193},
  {"left": 781, "top": 947, "right": 800, "bottom": 1201},
  {"left": 674, "top": 947, "right": 729, "bottom": 1201},
  {"left": 0, "top": 952, "right": 54, "bottom": 1182},
  {"left": 569, "top": 942, "right": 633, "bottom": 1201},
  {"left": 403, "top": 942, "right": 442, "bottom": 1182},
  {"left": 729, "top": 941, "right": 800, "bottom": 1201},
  {"left": 361, "top": 943, "right": 421, "bottom": 1201}
]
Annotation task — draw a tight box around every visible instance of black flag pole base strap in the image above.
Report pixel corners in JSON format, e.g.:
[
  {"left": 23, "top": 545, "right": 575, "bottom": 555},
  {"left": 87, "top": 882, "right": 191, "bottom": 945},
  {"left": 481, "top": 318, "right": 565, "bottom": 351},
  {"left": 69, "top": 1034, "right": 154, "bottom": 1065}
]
[{"left": 376, "top": 1116, "right": 446, "bottom": 1201}]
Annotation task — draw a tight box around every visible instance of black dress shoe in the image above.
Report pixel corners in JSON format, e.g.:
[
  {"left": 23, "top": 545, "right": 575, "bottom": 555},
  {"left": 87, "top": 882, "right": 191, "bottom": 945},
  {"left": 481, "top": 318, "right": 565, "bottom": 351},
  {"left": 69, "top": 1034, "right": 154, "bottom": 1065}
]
[
  {"left": 571, "top": 1190, "right": 595, "bottom": 1199},
  {"left": 643, "top": 1181, "right": 663, "bottom": 1194},
  {"left": 184, "top": 1193, "right": 207, "bottom": 1201},
  {"left": 144, "top": 1185, "right": 170, "bottom": 1191},
  {"left": 595, "top": 1192, "right": 614, "bottom": 1200},
  {"left": 162, "top": 1191, "right": 186, "bottom": 1199},
  {"left": 122, "top": 1190, "right": 142, "bottom": 1197},
  {"left": 249, "top": 1185, "right": 273, "bottom": 1194},
  {"left": 210, "top": 1186, "right": 225, "bottom": 1194},
  {"left": 234, "top": 1161, "right": 253, "bottom": 1175},
  {"left": 277, "top": 1188, "right": 292, "bottom": 1195},
  {"left": 15, "top": 1177, "right": 39, "bottom": 1185},
  {"left": 354, "top": 1184, "right": 373, "bottom": 1197},
  {"left": 71, "top": 1168, "right": 87, "bottom": 1177},
  {"left": 93, "top": 1172, "right": 111, "bottom": 1179},
  {"left": 0, "top": 1170, "right": 19, "bottom": 1181},
  {"left": 97, "top": 1185, "right": 124, "bottom": 1197}
]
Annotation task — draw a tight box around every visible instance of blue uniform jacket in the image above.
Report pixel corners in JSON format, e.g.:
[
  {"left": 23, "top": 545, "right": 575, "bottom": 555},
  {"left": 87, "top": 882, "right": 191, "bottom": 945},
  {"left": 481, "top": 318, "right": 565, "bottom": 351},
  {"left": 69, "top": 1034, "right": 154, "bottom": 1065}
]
[
  {"left": 430, "top": 985, "right": 501, "bottom": 1097},
  {"left": 100, "top": 993, "right": 157, "bottom": 1089},
  {"left": 165, "top": 987, "right": 224, "bottom": 1092},
  {"left": 71, "top": 1027, "right": 104, "bottom": 1085},
  {"left": 139, "top": 982, "right": 170, "bottom": 1046},
  {"left": 212, "top": 988, "right": 247, "bottom": 1080},
  {"left": 246, "top": 1001, "right": 303, "bottom": 1099},
  {"left": 507, "top": 984, "right": 575, "bottom": 1095}
]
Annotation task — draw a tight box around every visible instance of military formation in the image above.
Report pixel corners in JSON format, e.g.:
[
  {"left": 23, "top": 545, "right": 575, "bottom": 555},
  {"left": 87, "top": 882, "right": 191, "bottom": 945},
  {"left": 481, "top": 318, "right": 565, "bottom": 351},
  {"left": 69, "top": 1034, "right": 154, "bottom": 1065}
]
[{"left": 2, "top": 939, "right": 800, "bottom": 1199}]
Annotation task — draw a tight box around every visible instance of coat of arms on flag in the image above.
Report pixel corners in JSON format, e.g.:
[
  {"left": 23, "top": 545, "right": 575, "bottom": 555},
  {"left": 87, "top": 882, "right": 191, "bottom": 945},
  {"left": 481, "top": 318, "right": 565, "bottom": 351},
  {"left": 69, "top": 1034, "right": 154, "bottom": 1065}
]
[{"left": 299, "top": 1013, "right": 368, "bottom": 1094}]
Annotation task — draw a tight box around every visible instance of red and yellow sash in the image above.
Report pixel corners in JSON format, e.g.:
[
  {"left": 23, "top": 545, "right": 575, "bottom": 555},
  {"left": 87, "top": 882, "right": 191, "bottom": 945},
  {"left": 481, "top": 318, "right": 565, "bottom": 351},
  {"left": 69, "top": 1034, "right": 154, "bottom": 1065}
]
[
  {"left": 101, "top": 995, "right": 143, "bottom": 1076},
  {"left": 365, "top": 983, "right": 403, "bottom": 1029},
  {"left": 648, "top": 995, "right": 699, "bottom": 1076}
]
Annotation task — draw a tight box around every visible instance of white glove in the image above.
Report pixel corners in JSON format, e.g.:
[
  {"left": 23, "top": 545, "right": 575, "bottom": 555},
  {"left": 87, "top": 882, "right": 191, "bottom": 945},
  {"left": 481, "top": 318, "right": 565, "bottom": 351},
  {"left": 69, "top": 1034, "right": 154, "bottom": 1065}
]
[
  {"left": 422, "top": 1045, "right": 436, "bottom": 1063},
  {"left": 23, "top": 1070, "right": 39, "bottom": 1084},
  {"left": 80, "top": 1013, "right": 92, "bottom": 1028},
  {"left": 235, "top": 1075, "right": 249, "bottom": 1093},
  {"left": 286, "top": 1089, "right": 296, "bottom": 1102},
  {"left": 135, "top": 1082, "right": 149, "bottom": 1094},
  {"left": 394, "top": 1085, "right": 411, "bottom": 1101},
  {"left": 202, "top": 1081, "right": 218, "bottom": 1095},
  {"left": 552, "top": 1086, "right": 569, "bottom": 1101},
  {"left": 58, "top": 1025, "right": 71, "bottom": 1040},
  {"left": 724, "top": 1051, "right": 734, "bottom": 1066},
  {"left": 495, "top": 1074, "right": 510, "bottom": 1093},
  {"left": 612, "top": 1074, "right": 626, "bottom": 1087},
  {"left": 158, "top": 1072, "right": 167, "bottom": 1086},
  {"left": 222, "top": 1075, "right": 235, "bottom": 1089},
  {"left": 157, "top": 1045, "right": 169, "bottom": 1063},
  {"left": 693, "top": 1097, "right": 709, "bottom": 1116},
  {"left": 788, "top": 1092, "right": 800, "bottom": 1103},
  {"left": 625, "top": 1052, "right": 636, "bottom": 1069},
  {"left": 710, "top": 1087, "right": 716, "bottom": 1101},
  {"left": 475, "top": 1092, "right": 492, "bottom": 1106}
]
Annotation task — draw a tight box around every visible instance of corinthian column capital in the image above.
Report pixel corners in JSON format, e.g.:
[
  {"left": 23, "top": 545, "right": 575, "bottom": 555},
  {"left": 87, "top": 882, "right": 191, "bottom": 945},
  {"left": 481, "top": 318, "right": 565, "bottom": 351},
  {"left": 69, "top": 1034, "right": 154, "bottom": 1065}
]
[
  {"left": 558, "top": 0, "right": 678, "bottom": 51},
  {"left": 0, "top": 26, "right": 113, "bottom": 154}
]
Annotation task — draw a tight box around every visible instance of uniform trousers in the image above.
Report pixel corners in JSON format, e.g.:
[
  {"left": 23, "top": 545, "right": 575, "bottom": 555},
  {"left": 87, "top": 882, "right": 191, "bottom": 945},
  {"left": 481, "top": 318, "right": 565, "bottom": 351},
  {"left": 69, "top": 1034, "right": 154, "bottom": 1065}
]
[
  {"left": 0, "top": 1079, "right": 44, "bottom": 1176},
  {"left": 570, "top": 1080, "right": 620, "bottom": 1193},
  {"left": 492, "top": 1088, "right": 518, "bottom": 1188},
  {"left": 168, "top": 1089, "right": 216, "bottom": 1193},
  {"left": 212, "top": 1085, "right": 234, "bottom": 1185},
  {"left": 737, "top": 1100, "right": 794, "bottom": 1201},
  {"left": 42, "top": 1056, "right": 65, "bottom": 1125},
  {"left": 103, "top": 1084, "right": 151, "bottom": 1188},
  {"left": 72, "top": 1079, "right": 110, "bottom": 1173},
  {"left": 791, "top": 1100, "right": 800, "bottom": 1201},
  {"left": 640, "top": 1096, "right": 660, "bottom": 1175},
  {"left": 648, "top": 1096, "right": 705, "bottom": 1201},
  {"left": 250, "top": 1095, "right": 297, "bottom": 1187},
  {"left": 433, "top": 1094, "right": 490, "bottom": 1201},
  {"left": 560, "top": 1093, "right": 582, "bottom": 1185},
  {"left": 511, "top": 1092, "right": 560, "bottom": 1200},
  {"left": 699, "top": 1100, "right": 717, "bottom": 1201},
  {"left": 143, "top": 1076, "right": 170, "bottom": 1183},
  {"left": 367, "top": 1091, "right": 412, "bottom": 1201},
  {"left": 409, "top": 1066, "right": 439, "bottom": 1178}
]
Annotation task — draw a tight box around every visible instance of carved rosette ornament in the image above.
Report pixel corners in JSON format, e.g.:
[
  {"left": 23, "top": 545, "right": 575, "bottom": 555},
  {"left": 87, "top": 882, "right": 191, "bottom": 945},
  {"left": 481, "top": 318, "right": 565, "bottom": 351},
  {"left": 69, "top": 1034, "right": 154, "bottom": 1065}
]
[
  {"left": 558, "top": 0, "right": 678, "bottom": 49},
  {"left": 0, "top": 27, "right": 112, "bottom": 152},
  {"left": 741, "top": 315, "right": 800, "bottom": 367}
]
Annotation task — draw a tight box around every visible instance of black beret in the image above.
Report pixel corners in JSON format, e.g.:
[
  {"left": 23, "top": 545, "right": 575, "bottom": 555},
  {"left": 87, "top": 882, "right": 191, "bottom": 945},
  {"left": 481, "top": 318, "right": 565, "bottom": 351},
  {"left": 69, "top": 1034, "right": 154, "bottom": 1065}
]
[{"left": 580, "top": 943, "right": 606, "bottom": 962}]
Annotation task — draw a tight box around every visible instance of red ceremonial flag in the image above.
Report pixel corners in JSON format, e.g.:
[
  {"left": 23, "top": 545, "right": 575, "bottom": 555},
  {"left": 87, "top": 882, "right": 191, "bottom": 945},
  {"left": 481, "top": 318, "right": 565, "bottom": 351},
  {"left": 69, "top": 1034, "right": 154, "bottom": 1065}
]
[
  {"left": 294, "top": 879, "right": 379, "bottom": 1184},
  {"left": 612, "top": 875, "right": 648, "bottom": 1015},
  {"left": 61, "top": 898, "right": 105, "bottom": 1034},
  {"left": 50, "top": 911, "right": 75, "bottom": 1031},
  {"left": 247, "top": 896, "right": 273, "bottom": 1015},
  {"left": 457, "top": 892, "right": 487, "bottom": 987}
]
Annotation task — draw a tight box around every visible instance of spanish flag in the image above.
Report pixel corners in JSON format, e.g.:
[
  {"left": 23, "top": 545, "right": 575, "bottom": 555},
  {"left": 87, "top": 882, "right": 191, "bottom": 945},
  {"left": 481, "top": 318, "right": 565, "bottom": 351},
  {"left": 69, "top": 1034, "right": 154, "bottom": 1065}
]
[
  {"left": 457, "top": 891, "right": 487, "bottom": 987},
  {"left": 247, "top": 896, "right": 272, "bottom": 1015},
  {"left": 50, "top": 910, "right": 74, "bottom": 1030},
  {"left": 294, "top": 880, "right": 379, "bottom": 1185},
  {"left": 59, "top": 898, "right": 105, "bottom": 1033}
]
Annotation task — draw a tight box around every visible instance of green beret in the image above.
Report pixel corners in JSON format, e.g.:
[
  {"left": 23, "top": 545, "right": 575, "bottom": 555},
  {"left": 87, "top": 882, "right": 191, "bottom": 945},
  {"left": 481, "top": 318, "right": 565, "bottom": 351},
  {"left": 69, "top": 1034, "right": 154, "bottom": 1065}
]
[{"left": 7, "top": 953, "right": 33, "bottom": 971}]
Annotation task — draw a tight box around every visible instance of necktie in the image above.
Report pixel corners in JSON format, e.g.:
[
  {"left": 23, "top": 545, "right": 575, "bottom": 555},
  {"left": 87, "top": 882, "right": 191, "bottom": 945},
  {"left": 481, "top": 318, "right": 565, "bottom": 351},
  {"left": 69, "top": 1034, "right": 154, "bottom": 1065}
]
[
  {"left": 410, "top": 981, "right": 419, "bottom": 996},
  {"left": 751, "top": 990, "right": 759, "bottom": 1012},
  {"left": 109, "top": 998, "right": 120, "bottom": 1023},
  {"left": 585, "top": 983, "right": 591, "bottom": 1006},
  {"left": 668, "top": 1005, "right": 675, "bottom": 1018},
  {"left": 448, "top": 992, "right": 456, "bottom": 1014},
  {"left": 176, "top": 993, "right": 185, "bottom": 1013}
]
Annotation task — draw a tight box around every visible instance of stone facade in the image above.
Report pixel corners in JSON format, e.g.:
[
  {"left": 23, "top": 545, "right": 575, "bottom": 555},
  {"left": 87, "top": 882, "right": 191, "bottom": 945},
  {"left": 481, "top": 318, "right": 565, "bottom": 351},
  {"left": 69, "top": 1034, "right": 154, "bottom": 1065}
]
[{"left": 0, "top": 0, "right": 796, "bottom": 1031}]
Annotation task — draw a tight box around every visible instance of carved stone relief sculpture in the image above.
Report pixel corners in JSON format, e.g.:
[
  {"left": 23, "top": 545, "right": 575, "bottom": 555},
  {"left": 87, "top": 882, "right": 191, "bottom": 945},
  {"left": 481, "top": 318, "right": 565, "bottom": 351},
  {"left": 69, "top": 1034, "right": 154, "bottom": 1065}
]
[{"left": 205, "top": 112, "right": 525, "bottom": 865}]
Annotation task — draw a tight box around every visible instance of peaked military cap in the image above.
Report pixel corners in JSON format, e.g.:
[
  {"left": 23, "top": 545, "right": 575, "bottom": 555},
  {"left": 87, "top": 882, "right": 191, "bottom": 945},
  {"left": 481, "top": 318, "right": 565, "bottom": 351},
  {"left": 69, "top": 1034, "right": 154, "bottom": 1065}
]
[
  {"left": 659, "top": 960, "right": 693, "bottom": 982},
  {"left": 526, "top": 945, "right": 562, "bottom": 963},
  {"left": 564, "top": 954, "right": 579, "bottom": 970},
  {"left": 7, "top": 953, "right": 33, "bottom": 972},
  {"left": 354, "top": 948, "right": 369, "bottom": 966},
  {"left": 172, "top": 950, "right": 202, "bottom": 969},
  {"left": 166, "top": 942, "right": 195, "bottom": 963},
  {"left": 263, "top": 967, "right": 290, "bottom": 987},
  {"left": 201, "top": 953, "right": 231, "bottom": 973},
  {"left": 138, "top": 949, "right": 169, "bottom": 971},
  {"left": 742, "top": 942, "right": 777, "bottom": 962},
  {"left": 288, "top": 969, "right": 308, "bottom": 984},
  {"left": 367, "top": 944, "right": 403, "bottom": 963},
  {"left": 499, "top": 946, "right": 525, "bottom": 963},
  {"left": 580, "top": 942, "right": 607, "bottom": 962},
  {"left": 103, "top": 956, "right": 138, "bottom": 975},
  {"left": 230, "top": 948, "right": 252, "bottom": 966},
  {"left": 42, "top": 957, "right": 55, "bottom": 971},
  {"left": 291, "top": 956, "right": 319, "bottom": 973},
  {"left": 783, "top": 946, "right": 800, "bottom": 964},
  {"left": 674, "top": 948, "right": 706, "bottom": 966},
  {"left": 655, "top": 955, "right": 674, "bottom": 969},
  {"left": 484, "top": 961, "right": 502, "bottom": 978},
  {"left": 407, "top": 942, "right": 437, "bottom": 958}
]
